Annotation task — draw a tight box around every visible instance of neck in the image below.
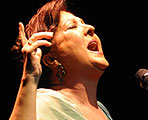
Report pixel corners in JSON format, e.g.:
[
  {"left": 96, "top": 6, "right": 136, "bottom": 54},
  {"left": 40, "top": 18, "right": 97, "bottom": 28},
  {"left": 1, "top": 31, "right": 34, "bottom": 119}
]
[
  {"left": 63, "top": 79, "right": 98, "bottom": 108},
  {"left": 52, "top": 69, "right": 104, "bottom": 108}
]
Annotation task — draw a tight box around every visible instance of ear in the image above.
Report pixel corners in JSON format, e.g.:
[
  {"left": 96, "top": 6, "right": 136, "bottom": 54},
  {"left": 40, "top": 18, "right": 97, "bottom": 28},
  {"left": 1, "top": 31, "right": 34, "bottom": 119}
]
[{"left": 42, "top": 53, "right": 59, "bottom": 68}]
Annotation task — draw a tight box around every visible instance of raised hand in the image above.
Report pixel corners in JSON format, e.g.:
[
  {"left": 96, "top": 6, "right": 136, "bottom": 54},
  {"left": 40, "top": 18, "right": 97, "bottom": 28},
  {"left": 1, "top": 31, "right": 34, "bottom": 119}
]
[{"left": 19, "top": 22, "right": 53, "bottom": 84}]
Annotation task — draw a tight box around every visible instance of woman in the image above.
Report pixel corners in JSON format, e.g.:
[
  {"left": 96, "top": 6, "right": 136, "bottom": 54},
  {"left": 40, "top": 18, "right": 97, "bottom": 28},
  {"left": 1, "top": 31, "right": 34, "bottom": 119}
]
[{"left": 10, "top": 0, "right": 112, "bottom": 120}]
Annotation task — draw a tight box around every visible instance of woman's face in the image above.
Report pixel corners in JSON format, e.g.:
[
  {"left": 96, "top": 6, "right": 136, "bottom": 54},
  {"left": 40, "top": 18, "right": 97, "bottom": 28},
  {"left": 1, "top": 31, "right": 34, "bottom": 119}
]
[{"left": 51, "top": 11, "right": 109, "bottom": 73}]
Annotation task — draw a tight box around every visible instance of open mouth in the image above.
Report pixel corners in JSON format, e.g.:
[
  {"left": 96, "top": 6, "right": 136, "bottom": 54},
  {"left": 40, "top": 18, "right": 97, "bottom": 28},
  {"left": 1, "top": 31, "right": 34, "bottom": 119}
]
[{"left": 87, "top": 41, "right": 99, "bottom": 52}]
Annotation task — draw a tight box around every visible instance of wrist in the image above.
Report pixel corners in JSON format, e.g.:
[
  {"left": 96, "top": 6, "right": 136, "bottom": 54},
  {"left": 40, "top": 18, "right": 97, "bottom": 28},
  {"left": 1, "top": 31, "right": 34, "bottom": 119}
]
[{"left": 21, "top": 73, "right": 40, "bottom": 87}]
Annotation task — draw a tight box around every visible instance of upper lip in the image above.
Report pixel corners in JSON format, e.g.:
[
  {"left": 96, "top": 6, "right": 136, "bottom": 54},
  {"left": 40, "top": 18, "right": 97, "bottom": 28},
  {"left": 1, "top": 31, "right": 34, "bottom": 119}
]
[{"left": 87, "top": 40, "right": 99, "bottom": 52}]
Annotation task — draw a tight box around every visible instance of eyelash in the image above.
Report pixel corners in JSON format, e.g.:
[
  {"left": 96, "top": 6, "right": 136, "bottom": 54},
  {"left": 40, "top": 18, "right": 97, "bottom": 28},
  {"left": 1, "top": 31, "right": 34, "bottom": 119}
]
[{"left": 67, "top": 24, "right": 77, "bottom": 30}]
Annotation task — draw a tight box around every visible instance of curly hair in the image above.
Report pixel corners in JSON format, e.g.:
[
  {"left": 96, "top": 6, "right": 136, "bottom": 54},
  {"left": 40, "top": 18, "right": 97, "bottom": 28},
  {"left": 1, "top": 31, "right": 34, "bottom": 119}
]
[{"left": 11, "top": 0, "right": 67, "bottom": 88}]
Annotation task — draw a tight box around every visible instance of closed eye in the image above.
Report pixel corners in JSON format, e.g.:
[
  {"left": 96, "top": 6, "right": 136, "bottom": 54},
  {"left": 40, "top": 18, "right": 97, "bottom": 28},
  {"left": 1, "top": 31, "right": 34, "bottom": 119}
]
[
  {"left": 67, "top": 24, "right": 77, "bottom": 30},
  {"left": 64, "top": 18, "right": 83, "bottom": 30}
]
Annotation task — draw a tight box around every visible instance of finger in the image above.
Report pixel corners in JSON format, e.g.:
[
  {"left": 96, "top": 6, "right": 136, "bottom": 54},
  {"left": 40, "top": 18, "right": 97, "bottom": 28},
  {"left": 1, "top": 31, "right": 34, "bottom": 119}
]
[
  {"left": 29, "top": 32, "right": 54, "bottom": 42},
  {"left": 32, "top": 40, "right": 52, "bottom": 48},
  {"left": 19, "top": 22, "right": 26, "bottom": 37},
  {"left": 36, "top": 48, "right": 42, "bottom": 58},
  {"left": 22, "top": 40, "right": 52, "bottom": 53},
  {"left": 25, "top": 40, "right": 52, "bottom": 53},
  {"left": 19, "top": 22, "right": 27, "bottom": 46}
]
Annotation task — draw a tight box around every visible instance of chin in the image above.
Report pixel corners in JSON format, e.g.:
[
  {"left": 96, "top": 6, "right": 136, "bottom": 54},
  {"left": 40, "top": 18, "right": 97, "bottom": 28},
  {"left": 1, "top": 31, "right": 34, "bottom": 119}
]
[{"left": 92, "top": 57, "right": 109, "bottom": 71}]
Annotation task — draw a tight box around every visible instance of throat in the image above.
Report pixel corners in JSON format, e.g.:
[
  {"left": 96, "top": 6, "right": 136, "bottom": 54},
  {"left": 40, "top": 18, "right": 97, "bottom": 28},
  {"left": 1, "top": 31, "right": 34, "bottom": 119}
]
[{"left": 56, "top": 81, "right": 98, "bottom": 108}]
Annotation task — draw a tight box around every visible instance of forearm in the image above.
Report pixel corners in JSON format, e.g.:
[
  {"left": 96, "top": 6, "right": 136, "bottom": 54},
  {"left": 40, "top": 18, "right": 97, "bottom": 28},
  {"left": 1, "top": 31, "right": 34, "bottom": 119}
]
[
  {"left": 9, "top": 74, "right": 38, "bottom": 120},
  {"left": 9, "top": 22, "right": 52, "bottom": 120}
]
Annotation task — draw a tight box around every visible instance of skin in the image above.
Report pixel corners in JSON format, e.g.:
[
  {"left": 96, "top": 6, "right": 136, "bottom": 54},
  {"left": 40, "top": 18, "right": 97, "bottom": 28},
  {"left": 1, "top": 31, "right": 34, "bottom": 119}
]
[
  {"left": 10, "top": 11, "right": 109, "bottom": 120},
  {"left": 52, "top": 11, "right": 109, "bottom": 73},
  {"left": 50, "top": 11, "right": 109, "bottom": 120}
]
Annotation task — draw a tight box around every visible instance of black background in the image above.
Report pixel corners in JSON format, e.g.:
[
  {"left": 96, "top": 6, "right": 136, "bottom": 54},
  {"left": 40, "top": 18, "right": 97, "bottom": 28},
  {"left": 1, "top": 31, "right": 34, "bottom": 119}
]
[{"left": 7, "top": 0, "right": 147, "bottom": 120}]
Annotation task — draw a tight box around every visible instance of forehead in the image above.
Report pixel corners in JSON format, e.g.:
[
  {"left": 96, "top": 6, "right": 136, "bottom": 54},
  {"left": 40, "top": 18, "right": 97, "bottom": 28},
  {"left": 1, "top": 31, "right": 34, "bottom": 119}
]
[
  {"left": 60, "top": 11, "right": 76, "bottom": 22},
  {"left": 59, "top": 11, "right": 84, "bottom": 28}
]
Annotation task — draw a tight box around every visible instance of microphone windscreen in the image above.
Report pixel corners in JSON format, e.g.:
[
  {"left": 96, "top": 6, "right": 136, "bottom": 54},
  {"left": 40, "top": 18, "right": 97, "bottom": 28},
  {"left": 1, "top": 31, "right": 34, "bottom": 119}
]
[{"left": 135, "top": 68, "right": 148, "bottom": 90}]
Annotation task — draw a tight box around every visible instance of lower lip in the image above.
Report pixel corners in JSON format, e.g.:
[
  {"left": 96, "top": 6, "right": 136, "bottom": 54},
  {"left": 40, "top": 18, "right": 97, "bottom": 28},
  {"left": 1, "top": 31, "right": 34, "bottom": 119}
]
[
  {"left": 98, "top": 51, "right": 104, "bottom": 55},
  {"left": 97, "top": 51, "right": 104, "bottom": 56},
  {"left": 89, "top": 50, "right": 104, "bottom": 56}
]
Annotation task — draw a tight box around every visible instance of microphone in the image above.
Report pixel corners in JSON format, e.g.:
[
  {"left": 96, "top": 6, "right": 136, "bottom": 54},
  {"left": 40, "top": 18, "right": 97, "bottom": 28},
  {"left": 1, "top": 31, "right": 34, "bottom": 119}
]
[{"left": 135, "top": 68, "right": 148, "bottom": 90}]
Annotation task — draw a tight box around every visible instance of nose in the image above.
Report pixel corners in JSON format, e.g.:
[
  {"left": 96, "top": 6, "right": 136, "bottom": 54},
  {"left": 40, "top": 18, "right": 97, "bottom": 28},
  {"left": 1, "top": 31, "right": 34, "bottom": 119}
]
[{"left": 83, "top": 24, "right": 95, "bottom": 36}]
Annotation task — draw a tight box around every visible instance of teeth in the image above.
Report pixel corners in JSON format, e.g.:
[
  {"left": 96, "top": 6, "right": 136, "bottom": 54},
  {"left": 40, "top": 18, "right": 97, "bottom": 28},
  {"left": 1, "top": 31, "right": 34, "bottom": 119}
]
[{"left": 87, "top": 41, "right": 98, "bottom": 51}]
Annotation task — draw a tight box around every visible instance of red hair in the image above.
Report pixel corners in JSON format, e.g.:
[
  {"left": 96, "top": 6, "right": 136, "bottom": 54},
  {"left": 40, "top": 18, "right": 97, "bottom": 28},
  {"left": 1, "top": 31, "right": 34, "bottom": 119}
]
[
  {"left": 25, "top": 0, "right": 67, "bottom": 39},
  {"left": 12, "top": 0, "right": 67, "bottom": 88}
]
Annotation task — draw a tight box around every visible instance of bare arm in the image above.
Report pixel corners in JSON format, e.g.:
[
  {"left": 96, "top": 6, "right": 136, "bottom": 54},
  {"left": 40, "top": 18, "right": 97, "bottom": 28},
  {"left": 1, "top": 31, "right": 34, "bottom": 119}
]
[
  {"left": 9, "top": 75, "right": 38, "bottom": 120},
  {"left": 9, "top": 22, "right": 53, "bottom": 120}
]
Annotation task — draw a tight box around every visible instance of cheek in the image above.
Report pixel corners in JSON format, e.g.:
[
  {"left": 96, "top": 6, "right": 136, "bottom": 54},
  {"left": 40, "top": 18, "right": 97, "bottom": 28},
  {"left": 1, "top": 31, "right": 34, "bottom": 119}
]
[
  {"left": 59, "top": 31, "right": 85, "bottom": 54},
  {"left": 64, "top": 30, "right": 84, "bottom": 45},
  {"left": 52, "top": 30, "right": 90, "bottom": 67}
]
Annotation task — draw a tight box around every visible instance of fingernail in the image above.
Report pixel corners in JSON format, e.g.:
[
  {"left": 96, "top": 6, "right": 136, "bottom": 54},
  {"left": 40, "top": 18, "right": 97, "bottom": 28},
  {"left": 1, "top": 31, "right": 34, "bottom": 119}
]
[{"left": 19, "top": 22, "right": 22, "bottom": 25}]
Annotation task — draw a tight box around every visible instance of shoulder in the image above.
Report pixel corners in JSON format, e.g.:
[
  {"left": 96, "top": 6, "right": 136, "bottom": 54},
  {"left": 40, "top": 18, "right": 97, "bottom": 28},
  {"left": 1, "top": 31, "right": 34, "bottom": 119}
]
[
  {"left": 36, "top": 88, "right": 61, "bottom": 110},
  {"left": 36, "top": 88, "right": 66, "bottom": 108},
  {"left": 36, "top": 88, "right": 62, "bottom": 119},
  {"left": 36, "top": 88, "right": 87, "bottom": 120},
  {"left": 97, "top": 101, "right": 113, "bottom": 120}
]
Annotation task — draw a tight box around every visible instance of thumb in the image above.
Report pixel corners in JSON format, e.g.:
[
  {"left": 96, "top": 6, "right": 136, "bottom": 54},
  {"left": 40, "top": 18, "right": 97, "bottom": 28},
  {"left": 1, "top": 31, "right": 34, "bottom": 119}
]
[{"left": 19, "top": 22, "right": 27, "bottom": 46}]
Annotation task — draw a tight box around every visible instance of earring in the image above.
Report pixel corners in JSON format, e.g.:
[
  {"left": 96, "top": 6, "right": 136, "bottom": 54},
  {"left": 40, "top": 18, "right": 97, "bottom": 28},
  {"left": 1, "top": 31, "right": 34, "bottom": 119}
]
[{"left": 56, "top": 63, "right": 66, "bottom": 83}]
